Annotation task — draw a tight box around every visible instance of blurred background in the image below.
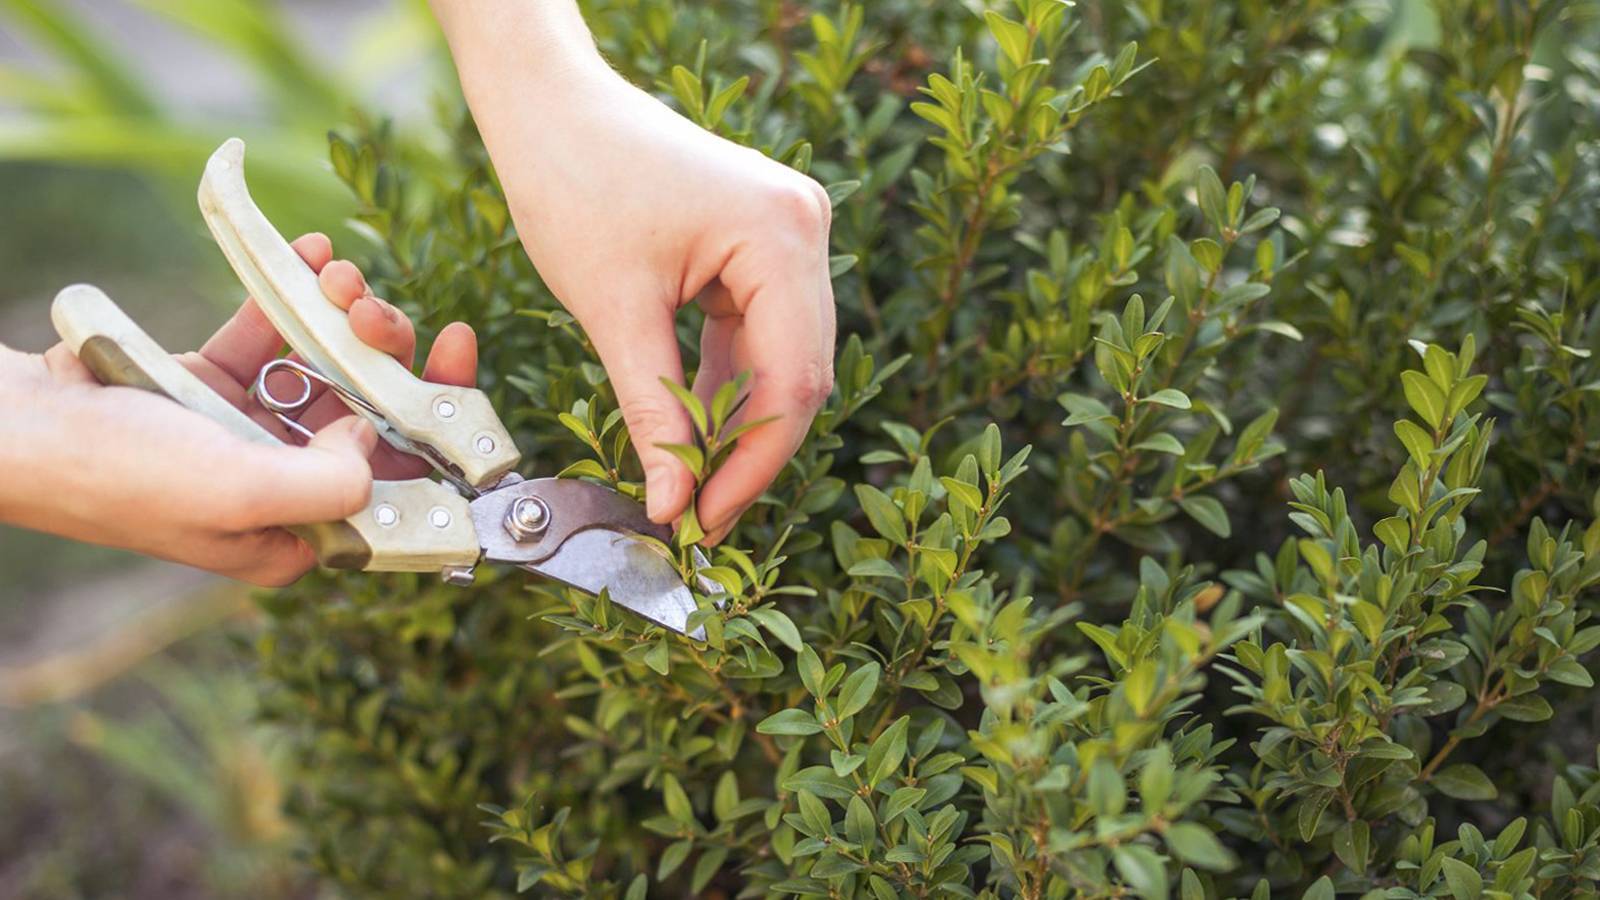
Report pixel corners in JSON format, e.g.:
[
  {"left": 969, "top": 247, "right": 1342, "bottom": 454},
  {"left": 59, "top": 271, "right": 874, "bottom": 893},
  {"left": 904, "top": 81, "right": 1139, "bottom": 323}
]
[{"left": 0, "top": 0, "right": 454, "bottom": 894}]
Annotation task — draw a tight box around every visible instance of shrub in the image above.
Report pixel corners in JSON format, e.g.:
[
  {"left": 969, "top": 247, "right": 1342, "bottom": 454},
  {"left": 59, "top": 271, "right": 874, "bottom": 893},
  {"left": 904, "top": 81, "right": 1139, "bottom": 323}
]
[{"left": 258, "top": 0, "right": 1600, "bottom": 897}]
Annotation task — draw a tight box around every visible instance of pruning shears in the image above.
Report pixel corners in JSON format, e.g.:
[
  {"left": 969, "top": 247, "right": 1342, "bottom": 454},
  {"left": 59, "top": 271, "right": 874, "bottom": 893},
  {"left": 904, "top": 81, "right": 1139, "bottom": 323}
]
[{"left": 52, "top": 139, "right": 707, "bottom": 637}]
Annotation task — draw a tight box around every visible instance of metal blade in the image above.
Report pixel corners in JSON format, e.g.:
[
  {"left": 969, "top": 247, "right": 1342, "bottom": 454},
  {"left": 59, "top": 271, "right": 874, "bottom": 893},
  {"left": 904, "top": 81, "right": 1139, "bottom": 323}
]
[
  {"left": 520, "top": 529, "right": 702, "bottom": 639},
  {"left": 471, "top": 477, "right": 710, "bottom": 639}
]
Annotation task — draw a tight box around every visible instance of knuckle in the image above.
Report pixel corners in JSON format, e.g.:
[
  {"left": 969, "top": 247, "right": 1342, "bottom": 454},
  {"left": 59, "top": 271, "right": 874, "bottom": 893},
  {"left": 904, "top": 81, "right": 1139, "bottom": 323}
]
[
  {"left": 785, "top": 359, "right": 834, "bottom": 410},
  {"left": 763, "top": 178, "right": 830, "bottom": 237}
]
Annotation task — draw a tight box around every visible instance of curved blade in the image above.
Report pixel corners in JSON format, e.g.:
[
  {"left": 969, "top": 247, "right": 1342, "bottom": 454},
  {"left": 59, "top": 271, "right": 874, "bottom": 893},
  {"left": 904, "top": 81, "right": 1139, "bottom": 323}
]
[
  {"left": 524, "top": 529, "right": 702, "bottom": 639},
  {"left": 472, "top": 478, "right": 708, "bottom": 639}
]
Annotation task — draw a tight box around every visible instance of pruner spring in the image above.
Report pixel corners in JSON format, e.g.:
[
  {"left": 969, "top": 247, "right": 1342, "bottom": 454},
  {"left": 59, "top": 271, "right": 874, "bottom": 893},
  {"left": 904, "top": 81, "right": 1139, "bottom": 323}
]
[
  {"left": 255, "top": 357, "right": 381, "bottom": 442},
  {"left": 253, "top": 358, "right": 479, "bottom": 497}
]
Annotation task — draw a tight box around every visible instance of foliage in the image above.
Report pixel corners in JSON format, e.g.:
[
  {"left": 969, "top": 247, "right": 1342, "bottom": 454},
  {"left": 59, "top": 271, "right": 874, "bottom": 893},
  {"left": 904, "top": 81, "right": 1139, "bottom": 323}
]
[
  {"left": 0, "top": 0, "right": 448, "bottom": 233},
  {"left": 252, "top": 0, "right": 1600, "bottom": 897}
]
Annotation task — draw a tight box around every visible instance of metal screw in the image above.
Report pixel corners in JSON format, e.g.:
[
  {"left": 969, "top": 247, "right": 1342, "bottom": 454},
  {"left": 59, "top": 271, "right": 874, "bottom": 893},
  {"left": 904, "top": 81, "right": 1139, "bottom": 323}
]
[
  {"left": 475, "top": 434, "right": 497, "bottom": 455},
  {"left": 435, "top": 399, "right": 457, "bottom": 419},
  {"left": 429, "top": 506, "right": 453, "bottom": 529},
  {"left": 441, "top": 565, "right": 475, "bottom": 586},
  {"left": 374, "top": 504, "right": 399, "bottom": 527},
  {"left": 503, "top": 496, "right": 550, "bottom": 542}
]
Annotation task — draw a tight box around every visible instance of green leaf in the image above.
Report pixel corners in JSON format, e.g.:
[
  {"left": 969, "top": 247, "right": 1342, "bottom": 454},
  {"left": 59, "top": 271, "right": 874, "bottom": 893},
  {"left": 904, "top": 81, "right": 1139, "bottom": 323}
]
[
  {"left": 691, "top": 846, "right": 727, "bottom": 894},
  {"left": 1142, "top": 388, "right": 1193, "bottom": 409},
  {"left": 757, "top": 709, "right": 822, "bottom": 736},
  {"left": 660, "top": 377, "right": 708, "bottom": 436},
  {"left": 1113, "top": 844, "right": 1169, "bottom": 899},
  {"left": 1432, "top": 763, "right": 1497, "bottom": 800},
  {"left": 1393, "top": 419, "right": 1436, "bottom": 467},
  {"left": 825, "top": 180, "right": 861, "bottom": 208},
  {"left": 1439, "top": 857, "right": 1483, "bottom": 900},
  {"left": 848, "top": 558, "right": 901, "bottom": 579},
  {"left": 643, "top": 636, "right": 671, "bottom": 676},
  {"left": 1165, "top": 822, "right": 1236, "bottom": 871},
  {"left": 854, "top": 484, "right": 908, "bottom": 544},
  {"left": 655, "top": 442, "right": 706, "bottom": 476},
  {"left": 1087, "top": 759, "right": 1125, "bottom": 816},
  {"left": 835, "top": 662, "right": 881, "bottom": 719},
  {"left": 1400, "top": 370, "right": 1447, "bottom": 429},
  {"left": 1331, "top": 820, "right": 1369, "bottom": 874},
  {"left": 1180, "top": 496, "right": 1232, "bottom": 538},
  {"left": 658, "top": 838, "right": 693, "bottom": 880},
  {"left": 662, "top": 773, "right": 693, "bottom": 823},
  {"left": 1134, "top": 433, "right": 1186, "bottom": 455},
  {"left": 1497, "top": 693, "right": 1552, "bottom": 722},
  {"left": 866, "top": 716, "right": 910, "bottom": 787},
  {"left": 983, "top": 11, "right": 1031, "bottom": 66},
  {"left": 747, "top": 607, "right": 803, "bottom": 653},
  {"left": 883, "top": 787, "right": 925, "bottom": 823},
  {"left": 845, "top": 795, "right": 874, "bottom": 849},
  {"left": 1301, "top": 876, "right": 1334, "bottom": 900},
  {"left": 1196, "top": 166, "right": 1228, "bottom": 232}
]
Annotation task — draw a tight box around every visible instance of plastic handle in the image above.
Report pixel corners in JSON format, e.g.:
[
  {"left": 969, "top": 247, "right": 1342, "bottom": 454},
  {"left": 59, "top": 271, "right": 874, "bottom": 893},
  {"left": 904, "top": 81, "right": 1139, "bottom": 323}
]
[
  {"left": 50, "top": 284, "right": 482, "bottom": 573},
  {"left": 196, "top": 138, "right": 521, "bottom": 490}
]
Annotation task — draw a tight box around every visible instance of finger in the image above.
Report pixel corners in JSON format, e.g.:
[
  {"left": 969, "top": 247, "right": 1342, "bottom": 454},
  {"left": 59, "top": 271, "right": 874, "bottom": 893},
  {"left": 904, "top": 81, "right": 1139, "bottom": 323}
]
[
  {"left": 226, "top": 530, "right": 318, "bottom": 587},
  {"left": 284, "top": 320, "right": 474, "bottom": 474},
  {"left": 422, "top": 322, "right": 479, "bottom": 387},
  {"left": 694, "top": 260, "right": 835, "bottom": 538},
  {"left": 693, "top": 312, "right": 737, "bottom": 411},
  {"left": 200, "top": 233, "right": 332, "bottom": 386},
  {"left": 347, "top": 295, "right": 416, "bottom": 367},
  {"left": 365, "top": 322, "right": 479, "bottom": 478},
  {"left": 228, "top": 416, "right": 379, "bottom": 529},
  {"left": 321, "top": 259, "right": 416, "bottom": 366},
  {"left": 175, "top": 351, "right": 298, "bottom": 441},
  {"left": 317, "top": 258, "right": 367, "bottom": 311},
  {"left": 584, "top": 293, "right": 695, "bottom": 524},
  {"left": 43, "top": 342, "right": 100, "bottom": 386}
]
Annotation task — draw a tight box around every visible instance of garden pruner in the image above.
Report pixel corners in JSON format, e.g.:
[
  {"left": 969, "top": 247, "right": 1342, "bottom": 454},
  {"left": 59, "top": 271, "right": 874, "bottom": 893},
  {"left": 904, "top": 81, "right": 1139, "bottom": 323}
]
[{"left": 50, "top": 139, "right": 708, "bottom": 638}]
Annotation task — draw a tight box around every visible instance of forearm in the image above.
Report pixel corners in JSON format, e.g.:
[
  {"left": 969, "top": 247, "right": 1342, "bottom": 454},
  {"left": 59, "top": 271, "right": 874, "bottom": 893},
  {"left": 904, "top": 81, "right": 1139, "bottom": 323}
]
[{"left": 428, "top": 1, "right": 616, "bottom": 151}]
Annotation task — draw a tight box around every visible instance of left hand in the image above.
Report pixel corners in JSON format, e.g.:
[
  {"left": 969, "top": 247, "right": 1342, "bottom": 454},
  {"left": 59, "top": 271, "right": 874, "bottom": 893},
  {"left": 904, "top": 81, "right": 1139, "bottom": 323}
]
[{"left": 0, "top": 232, "right": 478, "bottom": 585}]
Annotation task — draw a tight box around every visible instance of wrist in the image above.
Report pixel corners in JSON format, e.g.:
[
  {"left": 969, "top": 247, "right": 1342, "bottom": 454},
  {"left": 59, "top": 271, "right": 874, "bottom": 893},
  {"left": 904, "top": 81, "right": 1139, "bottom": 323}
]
[{"left": 430, "top": 0, "right": 614, "bottom": 112}]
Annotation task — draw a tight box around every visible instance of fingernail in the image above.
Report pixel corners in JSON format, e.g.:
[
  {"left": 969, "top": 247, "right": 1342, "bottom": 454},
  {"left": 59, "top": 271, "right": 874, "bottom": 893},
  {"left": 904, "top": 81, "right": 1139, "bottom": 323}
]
[{"left": 645, "top": 465, "right": 681, "bottom": 522}]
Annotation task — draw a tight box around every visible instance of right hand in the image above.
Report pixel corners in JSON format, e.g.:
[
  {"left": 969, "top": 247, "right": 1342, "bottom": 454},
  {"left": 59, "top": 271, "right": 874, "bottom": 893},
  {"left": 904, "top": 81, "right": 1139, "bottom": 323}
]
[{"left": 435, "top": 2, "right": 837, "bottom": 544}]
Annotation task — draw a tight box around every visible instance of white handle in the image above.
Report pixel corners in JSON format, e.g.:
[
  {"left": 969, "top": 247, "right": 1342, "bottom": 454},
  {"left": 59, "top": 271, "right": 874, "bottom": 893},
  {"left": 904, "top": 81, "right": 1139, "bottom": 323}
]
[
  {"left": 51, "top": 284, "right": 482, "bottom": 573},
  {"left": 197, "top": 138, "right": 521, "bottom": 490}
]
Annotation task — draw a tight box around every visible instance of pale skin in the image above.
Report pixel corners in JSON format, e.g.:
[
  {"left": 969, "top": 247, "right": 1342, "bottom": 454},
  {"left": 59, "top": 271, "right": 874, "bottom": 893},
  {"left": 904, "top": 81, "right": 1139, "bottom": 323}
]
[
  {"left": 0, "top": 0, "right": 833, "bottom": 583},
  {"left": 0, "top": 234, "right": 477, "bottom": 586}
]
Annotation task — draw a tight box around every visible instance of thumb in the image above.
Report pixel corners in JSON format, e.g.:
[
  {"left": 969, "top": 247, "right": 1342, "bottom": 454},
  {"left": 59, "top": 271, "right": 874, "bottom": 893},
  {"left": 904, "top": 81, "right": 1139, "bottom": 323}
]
[
  {"left": 584, "top": 300, "right": 695, "bottom": 524},
  {"left": 238, "top": 416, "right": 379, "bottom": 528}
]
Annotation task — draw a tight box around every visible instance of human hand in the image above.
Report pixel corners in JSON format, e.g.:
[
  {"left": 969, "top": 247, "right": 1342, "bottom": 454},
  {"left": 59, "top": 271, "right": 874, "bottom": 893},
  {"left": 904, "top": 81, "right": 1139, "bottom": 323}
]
[
  {"left": 0, "top": 233, "right": 478, "bottom": 585},
  {"left": 433, "top": 1, "right": 836, "bottom": 544}
]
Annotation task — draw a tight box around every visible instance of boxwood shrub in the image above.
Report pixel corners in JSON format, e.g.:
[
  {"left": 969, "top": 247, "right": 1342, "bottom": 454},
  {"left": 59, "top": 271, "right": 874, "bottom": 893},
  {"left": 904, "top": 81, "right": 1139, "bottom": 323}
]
[{"left": 257, "top": 0, "right": 1600, "bottom": 896}]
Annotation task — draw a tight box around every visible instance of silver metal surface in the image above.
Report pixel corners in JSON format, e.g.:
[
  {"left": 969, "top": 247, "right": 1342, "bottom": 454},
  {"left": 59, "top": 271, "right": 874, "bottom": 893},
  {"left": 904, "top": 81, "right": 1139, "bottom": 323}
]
[
  {"left": 471, "top": 477, "right": 708, "bottom": 638},
  {"left": 251, "top": 357, "right": 478, "bottom": 497},
  {"left": 504, "top": 496, "right": 551, "bottom": 542},
  {"left": 524, "top": 529, "right": 703, "bottom": 638},
  {"left": 255, "top": 357, "right": 383, "bottom": 442},
  {"left": 441, "top": 564, "right": 476, "bottom": 586}
]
